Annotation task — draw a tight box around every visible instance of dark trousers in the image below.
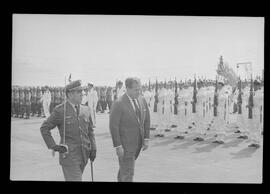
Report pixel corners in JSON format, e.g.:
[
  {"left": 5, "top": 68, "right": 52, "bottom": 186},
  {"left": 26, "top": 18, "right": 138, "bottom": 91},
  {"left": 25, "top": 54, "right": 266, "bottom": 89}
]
[
  {"left": 100, "top": 100, "right": 107, "bottom": 111},
  {"left": 11, "top": 103, "right": 14, "bottom": 116},
  {"left": 117, "top": 140, "right": 141, "bottom": 182},
  {"left": 36, "top": 103, "right": 42, "bottom": 116},
  {"left": 25, "top": 104, "right": 31, "bottom": 118},
  {"left": 117, "top": 155, "right": 135, "bottom": 182},
  {"left": 14, "top": 103, "right": 19, "bottom": 116},
  {"left": 107, "top": 100, "right": 112, "bottom": 111},
  {"left": 31, "top": 102, "right": 36, "bottom": 115},
  {"left": 96, "top": 101, "right": 102, "bottom": 112},
  {"left": 19, "top": 104, "right": 25, "bottom": 117}
]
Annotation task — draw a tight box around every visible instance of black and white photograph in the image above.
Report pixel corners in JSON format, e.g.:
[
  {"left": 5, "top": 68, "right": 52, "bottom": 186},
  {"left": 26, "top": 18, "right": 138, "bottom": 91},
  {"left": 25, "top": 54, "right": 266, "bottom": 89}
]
[{"left": 11, "top": 14, "right": 264, "bottom": 183}]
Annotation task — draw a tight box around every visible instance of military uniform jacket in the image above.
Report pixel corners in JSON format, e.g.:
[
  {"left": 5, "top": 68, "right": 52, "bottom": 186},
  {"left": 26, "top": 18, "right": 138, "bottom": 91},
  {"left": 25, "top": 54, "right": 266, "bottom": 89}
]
[{"left": 40, "top": 101, "right": 96, "bottom": 166}]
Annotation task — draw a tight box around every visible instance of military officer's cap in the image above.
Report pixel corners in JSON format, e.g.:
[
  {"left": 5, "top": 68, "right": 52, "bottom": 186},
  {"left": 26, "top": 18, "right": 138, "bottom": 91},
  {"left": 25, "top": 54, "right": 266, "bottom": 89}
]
[
  {"left": 88, "top": 82, "right": 94, "bottom": 87},
  {"left": 65, "top": 80, "right": 84, "bottom": 92}
]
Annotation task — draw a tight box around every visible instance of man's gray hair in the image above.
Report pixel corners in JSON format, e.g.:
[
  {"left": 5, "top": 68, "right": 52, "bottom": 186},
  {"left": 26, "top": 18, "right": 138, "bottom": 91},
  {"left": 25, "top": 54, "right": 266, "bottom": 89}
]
[{"left": 125, "top": 77, "right": 141, "bottom": 89}]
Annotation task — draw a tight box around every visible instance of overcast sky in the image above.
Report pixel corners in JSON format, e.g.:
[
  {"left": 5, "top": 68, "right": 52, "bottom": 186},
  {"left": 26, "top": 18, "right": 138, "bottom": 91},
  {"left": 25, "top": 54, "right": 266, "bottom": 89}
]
[{"left": 12, "top": 14, "right": 264, "bottom": 87}]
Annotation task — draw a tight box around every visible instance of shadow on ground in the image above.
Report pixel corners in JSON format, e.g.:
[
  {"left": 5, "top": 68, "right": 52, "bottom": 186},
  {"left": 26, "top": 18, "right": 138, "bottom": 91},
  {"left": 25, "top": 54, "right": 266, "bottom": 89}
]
[
  {"left": 230, "top": 147, "right": 258, "bottom": 159},
  {"left": 221, "top": 138, "right": 245, "bottom": 148},
  {"left": 192, "top": 143, "right": 222, "bottom": 153},
  {"left": 170, "top": 138, "right": 199, "bottom": 150},
  {"left": 150, "top": 136, "right": 179, "bottom": 147}
]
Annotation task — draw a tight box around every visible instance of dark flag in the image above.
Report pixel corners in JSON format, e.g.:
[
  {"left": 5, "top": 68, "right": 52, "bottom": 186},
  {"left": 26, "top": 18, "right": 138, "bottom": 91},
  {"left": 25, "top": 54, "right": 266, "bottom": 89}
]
[
  {"left": 153, "top": 79, "right": 158, "bottom": 112},
  {"left": 174, "top": 78, "right": 178, "bottom": 115},
  {"left": 237, "top": 78, "right": 242, "bottom": 114},
  {"left": 213, "top": 76, "right": 218, "bottom": 117},
  {"left": 247, "top": 76, "right": 254, "bottom": 119}
]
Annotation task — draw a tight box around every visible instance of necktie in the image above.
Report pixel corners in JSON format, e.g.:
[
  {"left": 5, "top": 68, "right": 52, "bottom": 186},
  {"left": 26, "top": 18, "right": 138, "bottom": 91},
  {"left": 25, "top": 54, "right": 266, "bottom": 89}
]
[
  {"left": 75, "top": 105, "right": 79, "bottom": 117},
  {"left": 132, "top": 99, "right": 141, "bottom": 122}
]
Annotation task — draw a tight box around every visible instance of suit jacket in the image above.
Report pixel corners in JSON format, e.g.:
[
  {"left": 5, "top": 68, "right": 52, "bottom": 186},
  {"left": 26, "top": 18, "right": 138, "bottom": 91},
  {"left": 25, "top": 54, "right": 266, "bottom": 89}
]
[
  {"left": 40, "top": 101, "right": 96, "bottom": 166},
  {"left": 109, "top": 93, "right": 150, "bottom": 159}
]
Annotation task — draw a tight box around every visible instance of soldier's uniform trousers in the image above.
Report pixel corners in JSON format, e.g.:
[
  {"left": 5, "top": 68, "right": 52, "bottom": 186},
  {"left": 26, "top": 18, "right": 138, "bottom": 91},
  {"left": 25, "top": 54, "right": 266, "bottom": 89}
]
[
  {"left": 37, "top": 101, "right": 42, "bottom": 116},
  {"left": 208, "top": 92, "right": 229, "bottom": 141},
  {"left": 100, "top": 97, "right": 107, "bottom": 112},
  {"left": 150, "top": 95, "right": 159, "bottom": 128},
  {"left": 163, "top": 101, "right": 171, "bottom": 129},
  {"left": 19, "top": 101, "right": 25, "bottom": 118},
  {"left": 36, "top": 95, "right": 41, "bottom": 116},
  {"left": 247, "top": 90, "right": 264, "bottom": 144},
  {"left": 156, "top": 101, "right": 165, "bottom": 134},
  {"left": 11, "top": 98, "right": 14, "bottom": 116},
  {"left": 43, "top": 100, "right": 51, "bottom": 118},
  {"left": 25, "top": 101, "right": 31, "bottom": 118},
  {"left": 106, "top": 98, "right": 113, "bottom": 112},
  {"left": 61, "top": 148, "right": 86, "bottom": 181},
  {"left": 204, "top": 96, "right": 213, "bottom": 128},
  {"left": 31, "top": 99, "right": 36, "bottom": 116},
  {"left": 235, "top": 92, "right": 249, "bottom": 136},
  {"left": 14, "top": 102, "right": 19, "bottom": 117},
  {"left": 192, "top": 99, "right": 207, "bottom": 138}
]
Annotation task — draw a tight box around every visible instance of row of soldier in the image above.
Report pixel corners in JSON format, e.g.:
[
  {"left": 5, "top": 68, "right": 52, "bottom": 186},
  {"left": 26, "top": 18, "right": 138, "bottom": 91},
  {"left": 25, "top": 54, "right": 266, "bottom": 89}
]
[
  {"left": 142, "top": 77, "right": 263, "bottom": 149},
  {"left": 12, "top": 75, "right": 263, "bottom": 149},
  {"left": 11, "top": 82, "right": 126, "bottom": 121},
  {"left": 11, "top": 86, "right": 63, "bottom": 119}
]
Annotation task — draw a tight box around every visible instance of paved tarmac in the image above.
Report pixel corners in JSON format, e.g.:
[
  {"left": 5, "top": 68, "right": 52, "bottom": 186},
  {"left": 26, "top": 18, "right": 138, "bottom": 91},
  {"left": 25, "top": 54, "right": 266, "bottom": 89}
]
[{"left": 10, "top": 113, "right": 263, "bottom": 183}]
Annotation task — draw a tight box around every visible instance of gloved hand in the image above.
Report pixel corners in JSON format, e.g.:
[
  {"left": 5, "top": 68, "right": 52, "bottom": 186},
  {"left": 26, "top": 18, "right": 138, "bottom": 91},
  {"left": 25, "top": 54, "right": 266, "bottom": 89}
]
[
  {"left": 52, "top": 145, "right": 68, "bottom": 153},
  {"left": 89, "top": 150, "right": 96, "bottom": 162}
]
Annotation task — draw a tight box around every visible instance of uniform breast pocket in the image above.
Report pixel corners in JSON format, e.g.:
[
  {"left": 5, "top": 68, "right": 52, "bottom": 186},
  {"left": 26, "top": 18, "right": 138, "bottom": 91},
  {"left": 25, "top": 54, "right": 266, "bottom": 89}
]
[{"left": 65, "top": 115, "right": 76, "bottom": 125}]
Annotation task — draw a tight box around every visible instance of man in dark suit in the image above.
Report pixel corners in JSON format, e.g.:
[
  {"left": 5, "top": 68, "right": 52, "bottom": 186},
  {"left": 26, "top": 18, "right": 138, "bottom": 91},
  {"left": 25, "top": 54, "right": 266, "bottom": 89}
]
[
  {"left": 109, "top": 77, "right": 150, "bottom": 182},
  {"left": 40, "top": 80, "right": 97, "bottom": 181}
]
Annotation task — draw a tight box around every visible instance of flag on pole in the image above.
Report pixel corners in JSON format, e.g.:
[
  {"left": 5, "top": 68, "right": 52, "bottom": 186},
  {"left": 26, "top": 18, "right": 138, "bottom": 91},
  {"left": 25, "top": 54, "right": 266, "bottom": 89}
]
[{"left": 68, "top": 74, "right": 72, "bottom": 83}]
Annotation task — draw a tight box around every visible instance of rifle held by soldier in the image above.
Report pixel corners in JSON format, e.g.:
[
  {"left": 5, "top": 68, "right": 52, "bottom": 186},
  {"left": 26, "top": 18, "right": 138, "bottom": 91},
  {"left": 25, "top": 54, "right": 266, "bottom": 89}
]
[
  {"left": 153, "top": 79, "right": 158, "bottom": 113},
  {"left": 213, "top": 77, "right": 218, "bottom": 117},
  {"left": 174, "top": 79, "right": 178, "bottom": 115}
]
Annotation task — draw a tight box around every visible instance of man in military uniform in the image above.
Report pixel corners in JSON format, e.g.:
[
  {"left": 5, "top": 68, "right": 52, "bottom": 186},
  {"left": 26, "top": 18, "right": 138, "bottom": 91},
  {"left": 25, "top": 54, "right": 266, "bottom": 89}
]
[
  {"left": 19, "top": 87, "right": 25, "bottom": 118},
  {"left": 24, "top": 87, "right": 31, "bottom": 119},
  {"left": 36, "top": 87, "right": 42, "bottom": 117},
  {"left": 11, "top": 87, "right": 15, "bottom": 117},
  {"left": 155, "top": 82, "right": 167, "bottom": 137},
  {"left": 106, "top": 87, "right": 113, "bottom": 113},
  {"left": 50, "top": 87, "right": 55, "bottom": 114},
  {"left": 86, "top": 83, "right": 98, "bottom": 126},
  {"left": 54, "top": 87, "right": 61, "bottom": 107},
  {"left": 42, "top": 86, "right": 52, "bottom": 118},
  {"left": 99, "top": 87, "right": 107, "bottom": 113},
  {"left": 192, "top": 80, "right": 208, "bottom": 141},
  {"left": 174, "top": 82, "right": 193, "bottom": 139},
  {"left": 14, "top": 87, "right": 20, "bottom": 117},
  {"left": 40, "top": 80, "right": 97, "bottom": 181},
  {"left": 247, "top": 79, "right": 263, "bottom": 148},
  {"left": 30, "top": 87, "right": 37, "bottom": 117},
  {"left": 208, "top": 79, "right": 230, "bottom": 144},
  {"left": 116, "top": 81, "right": 126, "bottom": 99}
]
